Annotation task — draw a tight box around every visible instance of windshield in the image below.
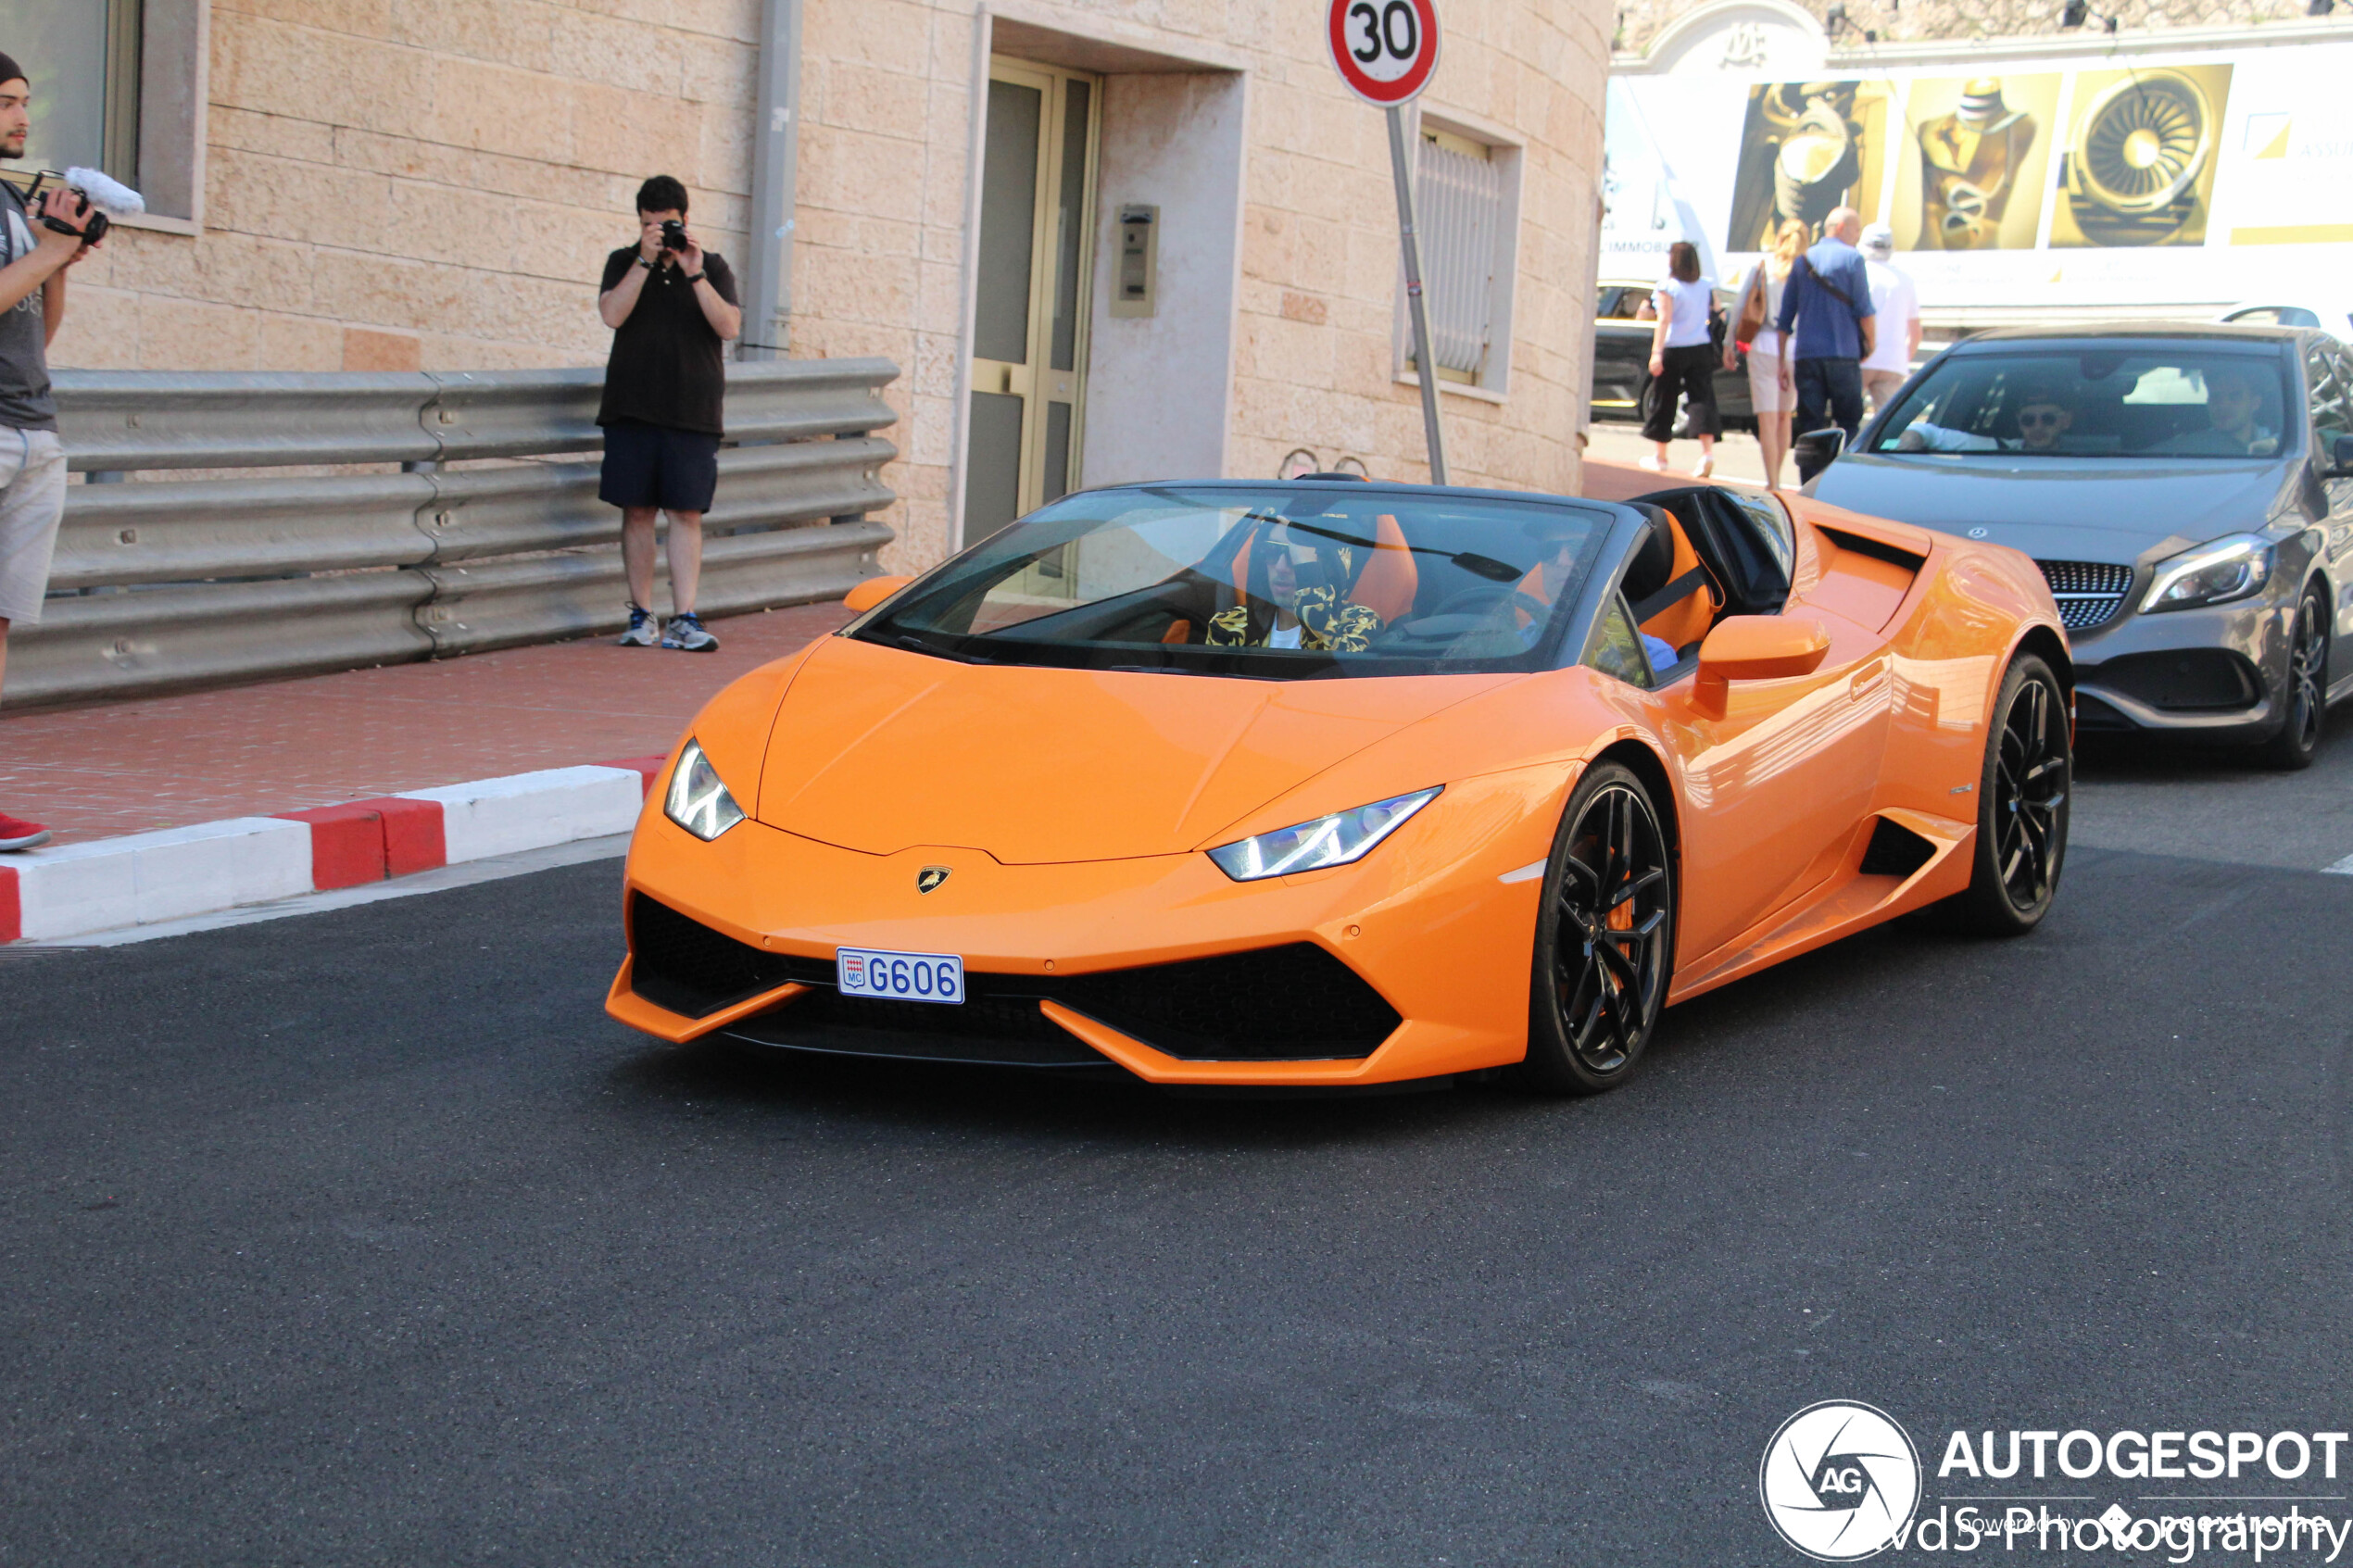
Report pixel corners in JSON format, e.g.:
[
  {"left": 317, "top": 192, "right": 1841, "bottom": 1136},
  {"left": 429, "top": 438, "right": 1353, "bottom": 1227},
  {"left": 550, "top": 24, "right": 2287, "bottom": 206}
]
[
  {"left": 1869, "top": 348, "right": 2296, "bottom": 459},
  {"left": 855, "top": 484, "right": 1616, "bottom": 678}
]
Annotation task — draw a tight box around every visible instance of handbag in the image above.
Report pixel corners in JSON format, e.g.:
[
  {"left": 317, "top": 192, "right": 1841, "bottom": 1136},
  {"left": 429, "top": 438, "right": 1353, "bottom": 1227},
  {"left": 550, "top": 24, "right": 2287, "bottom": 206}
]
[{"left": 1733, "top": 265, "right": 1768, "bottom": 347}]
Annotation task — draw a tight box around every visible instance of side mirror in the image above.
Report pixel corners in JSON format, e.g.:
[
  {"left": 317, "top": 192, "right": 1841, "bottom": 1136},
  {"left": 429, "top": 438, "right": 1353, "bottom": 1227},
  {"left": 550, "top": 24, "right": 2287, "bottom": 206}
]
[
  {"left": 843, "top": 574, "right": 912, "bottom": 613},
  {"left": 2328, "top": 434, "right": 2353, "bottom": 478},
  {"left": 1793, "top": 426, "right": 1847, "bottom": 482},
  {"left": 1692, "top": 615, "right": 1831, "bottom": 716}
]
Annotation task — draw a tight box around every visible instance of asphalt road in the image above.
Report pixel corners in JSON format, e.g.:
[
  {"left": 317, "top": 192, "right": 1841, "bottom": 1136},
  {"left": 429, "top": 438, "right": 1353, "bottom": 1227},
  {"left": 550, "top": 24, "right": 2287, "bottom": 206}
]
[{"left": 6, "top": 720, "right": 2353, "bottom": 1564}]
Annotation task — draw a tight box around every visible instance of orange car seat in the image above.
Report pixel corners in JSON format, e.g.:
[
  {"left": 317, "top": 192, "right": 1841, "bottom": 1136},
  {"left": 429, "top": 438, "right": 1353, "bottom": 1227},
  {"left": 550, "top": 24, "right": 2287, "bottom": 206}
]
[{"left": 1624, "top": 506, "right": 1721, "bottom": 652}]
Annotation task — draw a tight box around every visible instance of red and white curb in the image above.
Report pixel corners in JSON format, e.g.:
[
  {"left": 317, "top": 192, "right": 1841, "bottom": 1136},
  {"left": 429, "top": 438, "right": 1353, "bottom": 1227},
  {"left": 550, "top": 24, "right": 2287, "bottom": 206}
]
[{"left": 0, "top": 756, "right": 663, "bottom": 944}]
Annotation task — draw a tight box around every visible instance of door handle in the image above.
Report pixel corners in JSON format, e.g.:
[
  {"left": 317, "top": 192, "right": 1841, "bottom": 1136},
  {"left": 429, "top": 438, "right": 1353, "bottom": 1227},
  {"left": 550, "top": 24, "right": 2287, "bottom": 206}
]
[
  {"left": 975, "top": 361, "right": 1031, "bottom": 396},
  {"left": 1848, "top": 664, "right": 1887, "bottom": 700}
]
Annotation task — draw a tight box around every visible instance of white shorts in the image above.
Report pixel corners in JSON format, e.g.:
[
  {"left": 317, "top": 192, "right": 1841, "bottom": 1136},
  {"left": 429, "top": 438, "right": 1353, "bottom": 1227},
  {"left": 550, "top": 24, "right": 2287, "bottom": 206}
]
[
  {"left": 0, "top": 425, "right": 66, "bottom": 625},
  {"left": 1746, "top": 345, "right": 1791, "bottom": 416}
]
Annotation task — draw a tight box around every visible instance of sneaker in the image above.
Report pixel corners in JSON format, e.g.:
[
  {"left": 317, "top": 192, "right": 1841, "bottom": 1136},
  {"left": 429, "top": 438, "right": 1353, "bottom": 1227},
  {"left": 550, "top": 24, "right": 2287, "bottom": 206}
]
[
  {"left": 661, "top": 610, "right": 719, "bottom": 652},
  {"left": 617, "top": 604, "right": 661, "bottom": 647},
  {"left": 0, "top": 811, "right": 52, "bottom": 851},
  {"left": 1692, "top": 455, "right": 1715, "bottom": 479},
  {"left": 1638, "top": 453, "right": 1668, "bottom": 473}
]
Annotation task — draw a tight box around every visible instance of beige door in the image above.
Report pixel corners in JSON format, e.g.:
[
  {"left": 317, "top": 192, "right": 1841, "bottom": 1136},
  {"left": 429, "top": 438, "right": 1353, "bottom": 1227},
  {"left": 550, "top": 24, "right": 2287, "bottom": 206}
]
[{"left": 964, "top": 58, "right": 1101, "bottom": 546}]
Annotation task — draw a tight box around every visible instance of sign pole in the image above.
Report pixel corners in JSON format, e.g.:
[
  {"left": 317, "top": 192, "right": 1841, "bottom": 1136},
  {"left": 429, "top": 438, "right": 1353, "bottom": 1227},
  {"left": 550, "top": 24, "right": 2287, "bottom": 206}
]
[
  {"left": 1329, "top": 0, "right": 1448, "bottom": 485},
  {"left": 1384, "top": 104, "right": 1447, "bottom": 487}
]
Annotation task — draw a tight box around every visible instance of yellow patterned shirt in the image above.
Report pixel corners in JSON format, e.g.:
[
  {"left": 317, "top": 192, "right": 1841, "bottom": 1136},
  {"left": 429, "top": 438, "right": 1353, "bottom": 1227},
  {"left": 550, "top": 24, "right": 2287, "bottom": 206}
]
[{"left": 1205, "top": 586, "right": 1383, "bottom": 652}]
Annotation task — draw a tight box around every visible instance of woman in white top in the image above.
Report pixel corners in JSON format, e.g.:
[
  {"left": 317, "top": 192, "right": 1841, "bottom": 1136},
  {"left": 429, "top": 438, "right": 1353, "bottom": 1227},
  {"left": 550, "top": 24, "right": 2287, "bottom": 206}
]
[
  {"left": 1639, "top": 241, "right": 1721, "bottom": 478},
  {"left": 1729, "top": 218, "right": 1808, "bottom": 491}
]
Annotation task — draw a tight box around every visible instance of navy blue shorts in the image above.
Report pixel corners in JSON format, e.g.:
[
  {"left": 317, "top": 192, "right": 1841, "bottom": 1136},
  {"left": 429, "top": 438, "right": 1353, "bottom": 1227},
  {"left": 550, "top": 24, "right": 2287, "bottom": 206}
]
[{"left": 598, "top": 420, "right": 721, "bottom": 513}]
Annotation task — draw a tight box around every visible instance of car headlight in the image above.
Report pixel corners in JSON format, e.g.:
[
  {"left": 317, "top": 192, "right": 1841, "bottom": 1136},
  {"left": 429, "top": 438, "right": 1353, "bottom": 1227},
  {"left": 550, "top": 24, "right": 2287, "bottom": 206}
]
[
  {"left": 2140, "top": 533, "right": 2273, "bottom": 614},
  {"left": 1206, "top": 787, "right": 1441, "bottom": 882},
  {"left": 663, "top": 739, "right": 745, "bottom": 841}
]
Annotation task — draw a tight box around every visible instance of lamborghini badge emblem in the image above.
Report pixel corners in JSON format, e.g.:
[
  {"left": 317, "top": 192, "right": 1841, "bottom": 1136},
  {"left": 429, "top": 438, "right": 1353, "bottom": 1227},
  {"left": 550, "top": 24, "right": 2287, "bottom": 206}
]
[{"left": 916, "top": 865, "right": 951, "bottom": 894}]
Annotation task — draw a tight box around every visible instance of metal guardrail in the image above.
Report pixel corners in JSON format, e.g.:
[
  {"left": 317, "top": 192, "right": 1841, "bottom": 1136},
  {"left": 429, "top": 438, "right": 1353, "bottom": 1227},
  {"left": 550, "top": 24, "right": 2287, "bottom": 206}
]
[{"left": 7, "top": 358, "right": 899, "bottom": 708}]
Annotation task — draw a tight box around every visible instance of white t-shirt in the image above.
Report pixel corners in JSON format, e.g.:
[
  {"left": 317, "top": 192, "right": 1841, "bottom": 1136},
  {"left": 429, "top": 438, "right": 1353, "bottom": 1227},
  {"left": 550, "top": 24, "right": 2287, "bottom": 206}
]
[
  {"left": 1654, "top": 276, "right": 1716, "bottom": 350},
  {"left": 1267, "top": 621, "right": 1303, "bottom": 650},
  {"left": 1863, "top": 259, "right": 1918, "bottom": 373}
]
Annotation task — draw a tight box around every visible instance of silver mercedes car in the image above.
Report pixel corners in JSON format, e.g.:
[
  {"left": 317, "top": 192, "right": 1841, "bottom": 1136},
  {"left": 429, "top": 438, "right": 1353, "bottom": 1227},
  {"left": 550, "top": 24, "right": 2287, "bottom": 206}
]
[{"left": 1813, "top": 324, "right": 2352, "bottom": 768}]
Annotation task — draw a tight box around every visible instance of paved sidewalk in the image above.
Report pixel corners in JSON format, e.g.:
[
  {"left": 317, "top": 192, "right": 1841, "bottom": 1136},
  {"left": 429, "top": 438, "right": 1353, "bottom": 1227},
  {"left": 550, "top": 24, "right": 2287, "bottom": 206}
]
[{"left": 0, "top": 603, "right": 853, "bottom": 846}]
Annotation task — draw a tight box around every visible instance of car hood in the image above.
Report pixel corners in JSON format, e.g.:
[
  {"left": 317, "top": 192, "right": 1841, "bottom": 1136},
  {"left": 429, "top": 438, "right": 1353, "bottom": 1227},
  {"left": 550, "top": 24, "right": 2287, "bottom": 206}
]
[
  {"left": 1817, "top": 453, "right": 2298, "bottom": 563},
  {"left": 754, "top": 635, "right": 1516, "bottom": 863}
]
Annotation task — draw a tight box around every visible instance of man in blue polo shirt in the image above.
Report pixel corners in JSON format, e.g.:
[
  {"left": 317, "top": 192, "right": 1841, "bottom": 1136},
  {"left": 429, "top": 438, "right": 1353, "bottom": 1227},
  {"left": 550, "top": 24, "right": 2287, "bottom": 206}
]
[{"left": 1775, "top": 206, "right": 1878, "bottom": 468}]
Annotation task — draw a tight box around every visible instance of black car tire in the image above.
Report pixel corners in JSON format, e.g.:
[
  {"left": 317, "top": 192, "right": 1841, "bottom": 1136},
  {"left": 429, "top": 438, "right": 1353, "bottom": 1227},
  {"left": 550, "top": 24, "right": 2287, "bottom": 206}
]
[
  {"left": 1944, "top": 654, "right": 2070, "bottom": 937},
  {"left": 2259, "top": 580, "right": 2330, "bottom": 771},
  {"left": 1518, "top": 761, "right": 1676, "bottom": 1096}
]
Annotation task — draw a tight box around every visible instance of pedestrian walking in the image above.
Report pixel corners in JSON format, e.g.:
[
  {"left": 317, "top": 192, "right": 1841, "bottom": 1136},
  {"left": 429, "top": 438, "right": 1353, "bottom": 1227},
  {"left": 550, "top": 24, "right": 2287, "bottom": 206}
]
[
  {"left": 0, "top": 52, "right": 104, "bottom": 853},
  {"left": 1858, "top": 223, "right": 1921, "bottom": 418},
  {"left": 1728, "top": 218, "right": 1808, "bottom": 492},
  {"left": 597, "top": 174, "right": 743, "bottom": 653},
  {"left": 1639, "top": 241, "right": 1721, "bottom": 479},
  {"left": 1775, "top": 207, "right": 1878, "bottom": 477}
]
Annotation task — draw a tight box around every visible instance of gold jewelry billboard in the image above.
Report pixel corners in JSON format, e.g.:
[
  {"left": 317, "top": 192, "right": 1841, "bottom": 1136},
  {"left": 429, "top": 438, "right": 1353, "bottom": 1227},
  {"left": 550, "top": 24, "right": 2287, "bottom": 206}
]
[{"left": 1892, "top": 75, "right": 2061, "bottom": 252}]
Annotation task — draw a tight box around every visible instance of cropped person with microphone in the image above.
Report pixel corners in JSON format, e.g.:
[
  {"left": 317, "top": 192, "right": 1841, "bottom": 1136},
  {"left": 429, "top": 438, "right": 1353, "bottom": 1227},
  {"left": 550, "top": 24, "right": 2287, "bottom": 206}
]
[
  {"left": 597, "top": 175, "right": 741, "bottom": 652},
  {"left": 0, "top": 50, "right": 105, "bottom": 852}
]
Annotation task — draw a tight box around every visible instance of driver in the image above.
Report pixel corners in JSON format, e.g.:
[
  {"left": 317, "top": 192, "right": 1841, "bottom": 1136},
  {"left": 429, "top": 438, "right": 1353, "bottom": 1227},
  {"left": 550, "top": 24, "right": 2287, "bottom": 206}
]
[
  {"left": 1205, "top": 519, "right": 1383, "bottom": 652},
  {"left": 1894, "top": 383, "right": 2075, "bottom": 453}
]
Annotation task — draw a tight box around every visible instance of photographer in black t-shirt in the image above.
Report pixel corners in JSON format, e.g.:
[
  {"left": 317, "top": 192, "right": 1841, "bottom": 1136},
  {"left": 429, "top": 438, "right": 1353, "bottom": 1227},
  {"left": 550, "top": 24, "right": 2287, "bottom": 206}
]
[{"left": 597, "top": 174, "right": 741, "bottom": 651}]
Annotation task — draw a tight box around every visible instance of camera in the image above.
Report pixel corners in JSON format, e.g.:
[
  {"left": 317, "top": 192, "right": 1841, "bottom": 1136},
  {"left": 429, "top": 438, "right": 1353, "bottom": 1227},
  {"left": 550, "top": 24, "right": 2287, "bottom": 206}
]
[
  {"left": 22, "top": 166, "right": 144, "bottom": 247},
  {"left": 660, "top": 219, "right": 688, "bottom": 252}
]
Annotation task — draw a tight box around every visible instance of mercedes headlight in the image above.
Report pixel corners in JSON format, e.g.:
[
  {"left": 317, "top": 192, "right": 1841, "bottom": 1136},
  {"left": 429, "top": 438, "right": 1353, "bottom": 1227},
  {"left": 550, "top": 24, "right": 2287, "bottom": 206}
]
[
  {"left": 2141, "top": 533, "right": 2272, "bottom": 614},
  {"left": 1206, "top": 787, "right": 1441, "bottom": 882},
  {"left": 663, "top": 739, "right": 745, "bottom": 841}
]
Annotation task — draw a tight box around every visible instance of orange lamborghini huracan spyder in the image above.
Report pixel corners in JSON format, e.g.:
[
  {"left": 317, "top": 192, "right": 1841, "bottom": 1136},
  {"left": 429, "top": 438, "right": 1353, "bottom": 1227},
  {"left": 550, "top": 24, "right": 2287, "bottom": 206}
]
[{"left": 607, "top": 477, "right": 2071, "bottom": 1094}]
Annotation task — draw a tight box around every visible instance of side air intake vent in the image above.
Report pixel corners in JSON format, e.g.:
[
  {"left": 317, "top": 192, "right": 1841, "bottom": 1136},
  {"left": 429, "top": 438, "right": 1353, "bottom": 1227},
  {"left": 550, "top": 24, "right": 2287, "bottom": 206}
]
[{"left": 1858, "top": 817, "right": 1939, "bottom": 880}]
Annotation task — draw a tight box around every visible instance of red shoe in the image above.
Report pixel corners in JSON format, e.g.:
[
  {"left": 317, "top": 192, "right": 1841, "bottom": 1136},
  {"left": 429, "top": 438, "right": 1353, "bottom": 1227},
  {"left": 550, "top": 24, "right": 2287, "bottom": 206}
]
[{"left": 0, "top": 811, "right": 52, "bottom": 851}]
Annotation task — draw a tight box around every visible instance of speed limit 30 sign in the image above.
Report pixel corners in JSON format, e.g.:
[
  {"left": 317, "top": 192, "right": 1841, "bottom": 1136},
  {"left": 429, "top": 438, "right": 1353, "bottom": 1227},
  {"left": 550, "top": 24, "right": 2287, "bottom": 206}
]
[{"left": 1327, "top": 0, "right": 1441, "bottom": 107}]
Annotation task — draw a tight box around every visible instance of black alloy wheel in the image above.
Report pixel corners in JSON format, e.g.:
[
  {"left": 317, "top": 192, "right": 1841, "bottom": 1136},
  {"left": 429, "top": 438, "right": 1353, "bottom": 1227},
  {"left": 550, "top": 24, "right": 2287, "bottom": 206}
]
[
  {"left": 1520, "top": 761, "right": 1676, "bottom": 1095},
  {"left": 1946, "top": 654, "right": 2070, "bottom": 936},
  {"left": 2259, "top": 582, "right": 2330, "bottom": 771}
]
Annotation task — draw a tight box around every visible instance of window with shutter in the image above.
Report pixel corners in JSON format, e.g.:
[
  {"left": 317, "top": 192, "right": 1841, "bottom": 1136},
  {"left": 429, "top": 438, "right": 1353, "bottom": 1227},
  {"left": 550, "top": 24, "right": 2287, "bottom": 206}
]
[{"left": 1402, "top": 123, "right": 1521, "bottom": 395}]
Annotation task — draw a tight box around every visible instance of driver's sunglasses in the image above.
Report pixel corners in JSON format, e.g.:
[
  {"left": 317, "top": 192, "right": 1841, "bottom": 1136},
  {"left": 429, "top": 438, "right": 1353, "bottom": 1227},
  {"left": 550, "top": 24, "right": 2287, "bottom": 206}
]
[{"left": 2016, "top": 408, "right": 2064, "bottom": 429}]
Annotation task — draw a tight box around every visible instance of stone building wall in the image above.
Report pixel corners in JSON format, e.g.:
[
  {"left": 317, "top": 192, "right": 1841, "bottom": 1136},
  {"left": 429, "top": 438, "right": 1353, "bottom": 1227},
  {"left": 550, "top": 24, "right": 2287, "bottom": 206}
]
[
  {"left": 778, "top": 0, "right": 976, "bottom": 571},
  {"left": 785, "top": 0, "right": 1612, "bottom": 568},
  {"left": 1613, "top": 0, "right": 2325, "bottom": 56},
  {"left": 52, "top": 1, "right": 761, "bottom": 377},
  {"left": 34, "top": 0, "right": 1613, "bottom": 576}
]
